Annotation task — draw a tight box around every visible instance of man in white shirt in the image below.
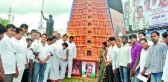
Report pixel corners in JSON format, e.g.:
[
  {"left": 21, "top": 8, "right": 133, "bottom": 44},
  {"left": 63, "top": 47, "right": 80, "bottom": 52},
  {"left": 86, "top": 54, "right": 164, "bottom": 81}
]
[
  {"left": 139, "top": 39, "right": 151, "bottom": 82},
  {"left": 56, "top": 34, "right": 68, "bottom": 71},
  {"left": 161, "top": 31, "right": 168, "bottom": 82},
  {"left": 31, "top": 34, "right": 51, "bottom": 82},
  {"left": 0, "top": 24, "right": 17, "bottom": 82},
  {"left": 30, "top": 31, "right": 40, "bottom": 55},
  {"left": 141, "top": 31, "right": 167, "bottom": 82},
  {"left": 43, "top": 37, "right": 53, "bottom": 82},
  {"left": 0, "top": 24, "right": 6, "bottom": 82},
  {"left": 66, "top": 36, "right": 77, "bottom": 79},
  {"left": 50, "top": 36, "right": 62, "bottom": 82},
  {"left": 106, "top": 37, "right": 116, "bottom": 82},
  {"left": 22, "top": 30, "right": 39, "bottom": 82},
  {"left": 112, "top": 39, "right": 121, "bottom": 82},
  {"left": 12, "top": 28, "right": 25, "bottom": 82},
  {"left": 138, "top": 32, "right": 153, "bottom": 46},
  {"left": 19, "top": 24, "right": 29, "bottom": 69},
  {"left": 21, "top": 38, "right": 34, "bottom": 82},
  {"left": 117, "top": 36, "right": 131, "bottom": 82},
  {"left": 57, "top": 34, "right": 68, "bottom": 45},
  {"left": 19, "top": 24, "right": 29, "bottom": 82}
]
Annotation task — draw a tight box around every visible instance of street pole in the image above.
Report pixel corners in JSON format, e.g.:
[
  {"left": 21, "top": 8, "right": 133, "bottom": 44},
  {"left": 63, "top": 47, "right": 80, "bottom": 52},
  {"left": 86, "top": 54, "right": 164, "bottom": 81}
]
[
  {"left": 40, "top": 0, "right": 44, "bottom": 23},
  {"left": 38, "top": 0, "right": 44, "bottom": 32}
]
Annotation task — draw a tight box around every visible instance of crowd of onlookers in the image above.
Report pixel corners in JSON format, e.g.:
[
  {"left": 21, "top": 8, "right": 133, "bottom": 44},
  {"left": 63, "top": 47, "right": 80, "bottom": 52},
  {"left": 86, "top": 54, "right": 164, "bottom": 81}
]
[
  {"left": 0, "top": 23, "right": 168, "bottom": 82},
  {"left": 0, "top": 23, "right": 76, "bottom": 82},
  {"left": 98, "top": 30, "right": 168, "bottom": 82}
]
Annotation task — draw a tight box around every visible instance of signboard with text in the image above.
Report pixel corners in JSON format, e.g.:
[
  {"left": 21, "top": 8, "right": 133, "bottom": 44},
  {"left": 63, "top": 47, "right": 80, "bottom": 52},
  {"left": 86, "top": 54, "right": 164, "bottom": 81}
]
[{"left": 124, "top": 0, "right": 168, "bottom": 31}]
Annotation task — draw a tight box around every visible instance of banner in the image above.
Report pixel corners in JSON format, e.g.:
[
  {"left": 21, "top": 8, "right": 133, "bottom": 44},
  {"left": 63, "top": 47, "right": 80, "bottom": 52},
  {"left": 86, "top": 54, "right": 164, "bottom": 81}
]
[
  {"left": 110, "top": 8, "right": 126, "bottom": 37},
  {"left": 128, "top": 0, "right": 168, "bottom": 30},
  {"left": 122, "top": 0, "right": 131, "bottom": 31}
]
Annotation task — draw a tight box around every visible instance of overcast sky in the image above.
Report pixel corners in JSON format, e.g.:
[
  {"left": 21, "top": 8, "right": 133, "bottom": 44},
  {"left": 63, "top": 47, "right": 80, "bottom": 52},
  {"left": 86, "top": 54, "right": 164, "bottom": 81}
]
[{"left": 0, "top": 0, "right": 73, "bottom": 34}]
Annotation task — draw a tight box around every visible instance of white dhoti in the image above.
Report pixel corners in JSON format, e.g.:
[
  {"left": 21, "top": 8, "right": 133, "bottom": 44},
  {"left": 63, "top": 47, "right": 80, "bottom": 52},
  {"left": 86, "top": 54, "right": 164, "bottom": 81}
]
[
  {"left": 49, "top": 61, "right": 60, "bottom": 80},
  {"left": 13, "top": 69, "right": 24, "bottom": 82},
  {"left": 43, "top": 63, "right": 50, "bottom": 82},
  {"left": 49, "top": 52, "right": 61, "bottom": 81},
  {"left": 60, "top": 61, "right": 68, "bottom": 79},
  {"left": 67, "top": 59, "right": 73, "bottom": 78}
]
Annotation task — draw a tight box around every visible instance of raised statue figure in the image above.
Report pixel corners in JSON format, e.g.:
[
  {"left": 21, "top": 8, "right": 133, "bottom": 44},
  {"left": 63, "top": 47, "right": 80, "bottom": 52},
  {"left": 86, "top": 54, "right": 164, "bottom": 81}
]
[{"left": 41, "top": 11, "right": 54, "bottom": 37}]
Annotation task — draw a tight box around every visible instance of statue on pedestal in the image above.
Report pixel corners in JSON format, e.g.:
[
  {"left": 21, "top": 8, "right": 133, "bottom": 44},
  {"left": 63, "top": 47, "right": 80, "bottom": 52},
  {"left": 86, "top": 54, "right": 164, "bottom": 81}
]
[{"left": 41, "top": 11, "right": 54, "bottom": 37}]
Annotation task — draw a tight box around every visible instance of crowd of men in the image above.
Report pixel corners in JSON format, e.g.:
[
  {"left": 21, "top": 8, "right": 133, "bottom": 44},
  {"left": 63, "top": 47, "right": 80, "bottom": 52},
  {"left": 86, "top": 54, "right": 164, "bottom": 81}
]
[
  {"left": 0, "top": 23, "right": 168, "bottom": 82},
  {"left": 0, "top": 24, "right": 76, "bottom": 82},
  {"left": 103, "top": 31, "right": 168, "bottom": 82}
]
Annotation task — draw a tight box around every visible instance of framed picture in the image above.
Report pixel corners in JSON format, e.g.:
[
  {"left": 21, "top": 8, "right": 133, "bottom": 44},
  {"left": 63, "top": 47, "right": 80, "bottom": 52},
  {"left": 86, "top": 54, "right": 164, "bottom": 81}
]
[{"left": 82, "top": 61, "right": 96, "bottom": 78}]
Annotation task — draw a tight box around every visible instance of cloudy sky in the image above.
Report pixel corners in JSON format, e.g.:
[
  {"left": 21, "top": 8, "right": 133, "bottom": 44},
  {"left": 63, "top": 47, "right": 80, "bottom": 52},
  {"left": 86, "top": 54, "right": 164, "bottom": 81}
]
[{"left": 0, "top": 0, "right": 73, "bottom": 34}]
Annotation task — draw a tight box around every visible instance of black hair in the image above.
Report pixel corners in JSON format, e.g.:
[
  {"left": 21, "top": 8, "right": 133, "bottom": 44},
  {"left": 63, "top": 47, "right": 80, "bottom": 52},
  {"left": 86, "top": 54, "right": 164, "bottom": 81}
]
[
  {"left": 26, "top": 38, "right": 33, "bottom": 42},
  {"left": 27, "top": 32, "right": 31, "bottom": 36},
  {"left": 20, "top": 24, "right": 28, "bottom": 28},
  {"left": 129, "top": 34, "right": 137, "bottom": 39},
  {"left": 6, "top": 24, "right": 16, "bottom": 29},
  {"left": 139, "top": 38, "right": 147, "bottom": 43},
  {"left": 137, "top": 6, "right": 143, "bottom": 13},
  {"left": 63, "top": 34, "right": 68, "bottom": 37},
  {"left": 102, "top": 42, "right": 107, "bottom": 47},
  {"left": 85, "top": 63, "right": 93, "bottom": 70},
  {"left": 138, "top": 32, "right": 146, "bottom": 36},
  {"left": 69, "top": 36, "right": 74, "bottom": 39},
  {"left": 37, "top": 32, "right": 42, "bottom": 37},
  {"left": 0, "top": 24, "right": 6, "bottom": 34},
  {"left": 31, "top": 29, "right": 37, "bottom": 34},
  {"left": 52, "top": 36, "right": 57, "bottom": 39},
  {"left": 42, "top": 33, "right": 48, "bottom": 38},
  {"left": 47, "top": 37, "right": 53, "bottom": 41},
  {"left": 15, "top": 28, "right": 23, "bottom": 34},
  {"left": 62, "top": 42, "right": 68, "bottom": 47},
  {"left": 108, "top": 37, "right": 116, "bottom": 41},
  {"left": 162, "top": 31, "right": 168, "bottom": 38},
  {"left": 121, "top": 36, "right": 128, "bottom": 41},
  {"left": 151, "top": 31, "right": 160, "bottom": 36}
]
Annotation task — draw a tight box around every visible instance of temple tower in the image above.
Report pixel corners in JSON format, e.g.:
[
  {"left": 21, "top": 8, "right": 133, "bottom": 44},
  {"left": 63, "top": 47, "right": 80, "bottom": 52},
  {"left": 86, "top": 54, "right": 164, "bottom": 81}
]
[{"left": 67, "top": 0, "right": 113, "bottom": 61}]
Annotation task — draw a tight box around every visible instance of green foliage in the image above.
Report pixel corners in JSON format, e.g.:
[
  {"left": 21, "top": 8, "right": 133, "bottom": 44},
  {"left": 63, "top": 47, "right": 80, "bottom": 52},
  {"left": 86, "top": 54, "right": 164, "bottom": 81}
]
[{"left": 0, "top": 18, "right": 9, "bottom": 27}]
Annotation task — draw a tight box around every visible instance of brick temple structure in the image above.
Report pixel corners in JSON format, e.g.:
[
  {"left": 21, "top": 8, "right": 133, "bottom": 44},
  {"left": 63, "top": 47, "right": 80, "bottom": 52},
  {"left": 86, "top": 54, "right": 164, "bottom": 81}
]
[{"left": 67, "top": 0, "right": 114, "bottom": 61}]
